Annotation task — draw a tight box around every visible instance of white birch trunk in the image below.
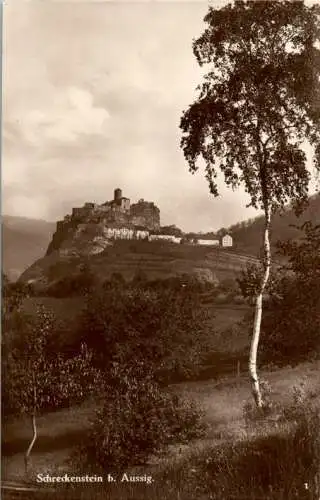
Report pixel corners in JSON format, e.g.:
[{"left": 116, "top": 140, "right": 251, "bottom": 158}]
[
  {"left": 25, "top": 387, "right": 37, "bottom": 474},
  {"left": 24, "top": 413, "right": 37, "bottom": 473},
  {"left": 249, "top": 205, "right": 272, "bottom": 407}
]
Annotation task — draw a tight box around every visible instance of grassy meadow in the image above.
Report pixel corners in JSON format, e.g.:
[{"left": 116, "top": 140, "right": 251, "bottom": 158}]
[
  {"left": 2, "top": 288, "right": 320, "bottom": 499},
  {"left": 2, "top": 360, "right": 320, "bottom": 498}
]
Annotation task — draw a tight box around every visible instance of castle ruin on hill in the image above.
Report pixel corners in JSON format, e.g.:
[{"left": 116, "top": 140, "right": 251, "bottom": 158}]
[
  {"left": 47, "top": 188, "right": 161, "bottom": 254},
  {"left": 46, "top": 188, "right": 233, "bottom": 256},
  {"left": 70, "top": 188, "right": 160, "bottom": 231}
]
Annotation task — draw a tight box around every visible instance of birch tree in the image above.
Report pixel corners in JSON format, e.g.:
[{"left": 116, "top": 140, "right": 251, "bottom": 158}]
[
  {"left": 180, "top": 0, "right": 320, "bottom": 406},
  {"left": 3, "top": 305, "right": 100, "bottom": 474}
]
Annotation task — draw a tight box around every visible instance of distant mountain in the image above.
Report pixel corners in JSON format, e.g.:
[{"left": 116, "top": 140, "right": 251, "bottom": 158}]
[
  {"left": 2, "top": 216, "right": 56, "bottom": 281},
  {"left": 224, "top": 193, "right": 320, "bottom": 257}
]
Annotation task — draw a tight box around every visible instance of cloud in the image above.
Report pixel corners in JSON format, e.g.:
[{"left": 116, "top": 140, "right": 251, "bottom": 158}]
[
  {"left": 16, "top": 87, "right": 109, "bottom": 145},
  {"left": 3, "top": 1, "right": 318, "bottom": 232}
]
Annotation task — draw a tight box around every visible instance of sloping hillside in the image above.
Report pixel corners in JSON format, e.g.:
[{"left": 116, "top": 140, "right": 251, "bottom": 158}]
[
  {"left": 5, "top": 194, "right": 318, "bottom": 282},
  {"left": 2, "top": 216, "right": 55, "bottom": 281},
  {"left": 227, "top": 193, "right": 320, "bottom": 257},
  {"left": 18, "top": 240, "right": 258, "bottom": 286}
]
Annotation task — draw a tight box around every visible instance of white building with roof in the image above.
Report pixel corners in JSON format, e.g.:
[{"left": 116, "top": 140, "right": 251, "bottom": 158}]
[
  {"left": 222, "top": 234, "right": 233, "bottom": 247},
  {"left": 197, "top": 239, "right": 219, "bottom": 246}
]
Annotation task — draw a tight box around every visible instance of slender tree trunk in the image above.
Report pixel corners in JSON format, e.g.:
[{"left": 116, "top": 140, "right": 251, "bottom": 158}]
[
  {"left": 249, "top": 205, "right": 272, "bottom": 407},
  {"left": 25, "top": 387, "right": 37, "bottom": 474}
]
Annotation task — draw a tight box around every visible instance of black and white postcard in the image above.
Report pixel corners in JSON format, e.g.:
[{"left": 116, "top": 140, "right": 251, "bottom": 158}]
[{"left": 2, "top": 1, "right": 320, "bottom": 499}]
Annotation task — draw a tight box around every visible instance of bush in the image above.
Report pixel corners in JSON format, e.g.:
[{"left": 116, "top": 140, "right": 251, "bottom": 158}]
[
  {"left": 233, "top": 294, "right": 245, "bottom": 304},
  {"left": 2, "top": 306, "right": 100, "bottom": 417},
  {"left": 2, "top": 281, "right": 34, "bottom": 314},
  {"left": 243, "top": 379, "right": 277, "bottom": 426},
  {"left": 214, "top": 292, "right": 229, "bottom": 304},
  {"left": 259, "top": 272, "right": 320, "bottom": 365},
  {"left": 46, "top": 271, "right": 96, "bottom": 298},
  {"left": 74, "top": 282, "right": 210, "bottom": 383},
  {"left": 74, "top": 362, "right": 205, "bottom": 471},
  {"left": 239, "top": 223, "right": 320, "bottom": 366}
]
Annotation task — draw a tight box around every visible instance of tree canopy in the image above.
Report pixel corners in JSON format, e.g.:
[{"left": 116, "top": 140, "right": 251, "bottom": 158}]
[
  {"left": 180, "top": 0, "right": 320, "bottom": 213},
  {"left": 180, "top": 0, "right": 320, "bottom": 407}
]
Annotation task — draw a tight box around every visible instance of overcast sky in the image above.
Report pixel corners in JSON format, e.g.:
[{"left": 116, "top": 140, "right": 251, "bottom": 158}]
[{"left": 3, "top": 0, "right": 319, "bottom": 232}]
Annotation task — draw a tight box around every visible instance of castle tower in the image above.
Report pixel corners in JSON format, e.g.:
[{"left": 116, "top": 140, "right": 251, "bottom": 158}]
[{"left": 114, "top": 188, "right": 122, "bottom": 201}]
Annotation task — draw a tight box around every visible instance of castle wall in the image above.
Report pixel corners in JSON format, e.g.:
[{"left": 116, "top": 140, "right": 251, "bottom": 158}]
[
  {"left": 121, "top": 198, "right": 130, "bottom": 211},
  {"left": 47, "top": 189, "right": 161, "bottom": 255},
  {"left": 46, "top": 189, "right": 236, "bottom": 256},
  {"left": 72, "top": 206, "right": 93, "bottom": 218},
  {"left": 130, "top": 201, "right": 160, "bottom": 231},
  {"left": 131, "top": 215, "right": 146, "bottom": 227}
]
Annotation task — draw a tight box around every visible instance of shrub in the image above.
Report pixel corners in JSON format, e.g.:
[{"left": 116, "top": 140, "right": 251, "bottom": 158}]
[
  {"left": 73, "top": 362, "right": 205, "bottom": 471},
  {"left": 110, "top": 272, "right": 126, "bottom": 285},
  {"left": 131, "top": 269, "right": 148, "bottom": 285},
  {"left": 239, "top": 223, "right": 320, "bottom": 366},
  {"left": 2, "top": 306, "right": 100, "bottom": 417},
  {"left": 260, "top": 274, "right": 320, "bottom": 365},
  {"left": 46, "top": 270, "right": 96, "bottom": 298},
  {"left": 214, "top": 292, "right": 229, "bottom": 304},
  {"left": 243, "top": 379, "right": 277, "bottom": 427},
  {"left": 233, "top": 294, "right": 245, "bottom": 304},
  {"left": 74, "top": 282, "right": 210, "bottom": 383},
  {"left": 266, "top": 223, "right": 320, "bottom": 364},
  {"left": 219, "top": 277, "right": 237, "bottom": 293},
  {"left": 2, "top": 281, "right": 34, "bottom": 314}
]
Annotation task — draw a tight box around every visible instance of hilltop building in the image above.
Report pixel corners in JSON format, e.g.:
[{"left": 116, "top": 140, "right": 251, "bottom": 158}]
[
  {"left": 197, "top": 238, "right": 220, "bottom": 246},
  {"left": 222, "top": 234, "right": 233, "bottom": 247},
  {"left": 179, "top": 233, "right": 233, "bottom": 247},
  {"left": 70, "top": 188, "right": 160, "bottom": 231},
  {"left": 47, "top": 189, "right": 160, "bottom": 254},
  {"left": 149, "top": 234, "right": 182, "bottom": 244},
  {"left": 47, "top": 187, "right": 234, "bottom": 256}
]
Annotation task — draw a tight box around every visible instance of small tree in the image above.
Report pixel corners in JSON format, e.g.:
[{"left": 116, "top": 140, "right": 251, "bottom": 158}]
[
  {"left": 180, "top": 0, "right": 320, "bottom": 406},
  {"left": 75, "top": 361, "right": 205, "bottom": 471},
  {"left": 2, "top": 279, "right": 33, "bottom": 315},
  {"left": 3, "top": 305, "right": 100, "bottom": 474}
]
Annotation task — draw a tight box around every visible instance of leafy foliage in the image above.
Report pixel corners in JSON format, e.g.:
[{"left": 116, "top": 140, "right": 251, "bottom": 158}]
[
  {"left": 180, "top": 0, "right": 320, "bottom": 213},
  {"left": 74, "top": 361, "right": 205, "bottom": 471},
  {"left": 277, "top": 221, "right": 320, "bottom": 278},
  {"left": 46, "top": 263, "right": 96, "bottom": 298},
  {"left": 237, "top": 262, "right": 278, "bottom": 301},
  {"left": 180, "top": 0, "right": 320, "bottom": 405},
  {"left": 75, "top": 281, "right": 210, "bottom": 383},
  {"left": 2, "top": 305, "right": 100, "bottom": 417},
  {"left": 260, "top": 222, "right": 320, "bottom": 363},
  {"left": 2, "top": 279, "right": 33, "bottom": 314}
]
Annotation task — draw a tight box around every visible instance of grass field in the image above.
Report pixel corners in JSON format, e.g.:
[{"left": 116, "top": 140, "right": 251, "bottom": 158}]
[
  {"left": 4, "top": 288, "right": 320, "bottom": 499},
  {"left": 3, "top": 359, "right": 320, "bottom": 493}
]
